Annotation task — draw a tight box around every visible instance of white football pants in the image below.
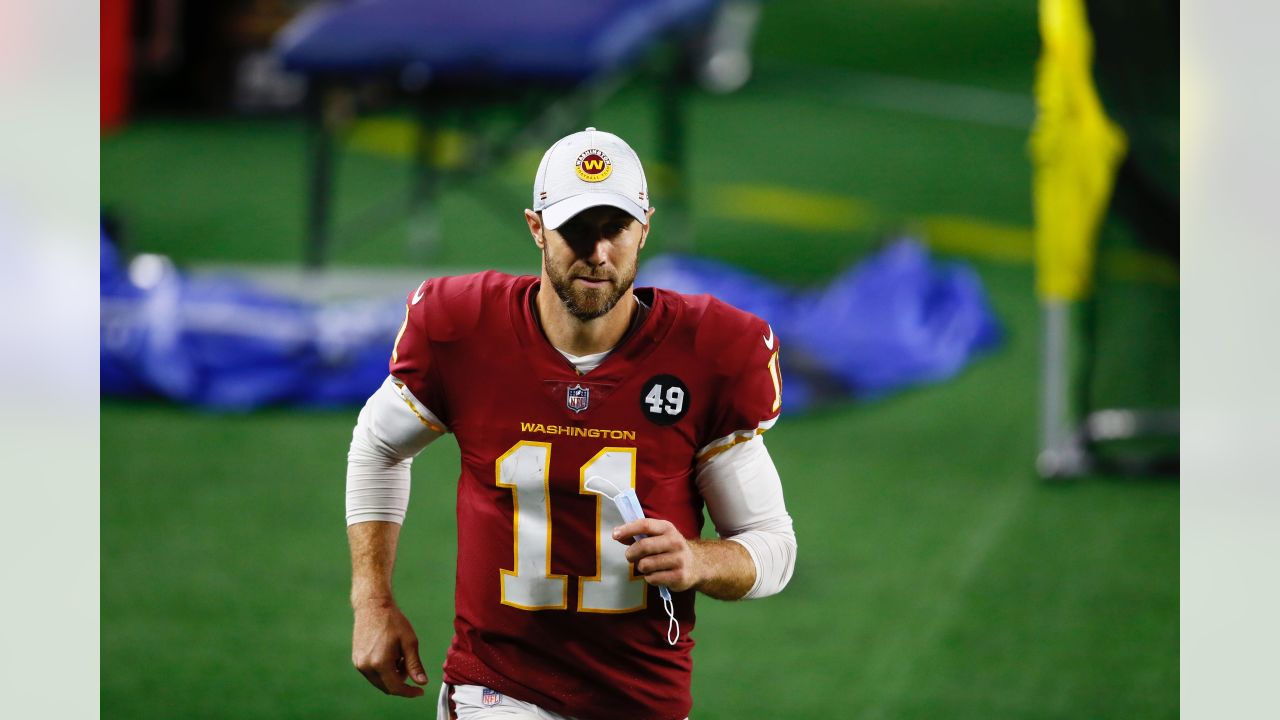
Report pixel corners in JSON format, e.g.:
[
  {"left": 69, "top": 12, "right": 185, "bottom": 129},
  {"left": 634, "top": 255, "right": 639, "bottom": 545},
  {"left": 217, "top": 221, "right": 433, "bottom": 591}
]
[{"left": 438, "top": 684, "right": 689, "bottom": 720}]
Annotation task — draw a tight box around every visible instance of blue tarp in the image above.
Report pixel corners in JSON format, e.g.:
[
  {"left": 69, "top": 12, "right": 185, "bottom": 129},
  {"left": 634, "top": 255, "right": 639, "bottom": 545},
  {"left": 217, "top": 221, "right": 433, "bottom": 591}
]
[
  {"left": 101, "top": 232, "right": 1000, "bottom": 411},
  {"left": 101, "top": 231, "right": 399, "bottom": 410},
  {"left": 637, "top": 241, "right": 1002, "bottom": 409}
]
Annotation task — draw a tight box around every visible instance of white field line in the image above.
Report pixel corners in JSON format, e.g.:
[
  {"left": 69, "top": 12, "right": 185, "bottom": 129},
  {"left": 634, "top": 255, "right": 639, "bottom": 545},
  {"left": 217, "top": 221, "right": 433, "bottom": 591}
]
[
  {"left": 767, "top": 62, "right": 1035, "bottom": 130},
  {"left": 187, "top": 263, "right": 530, "bottom": 302}
]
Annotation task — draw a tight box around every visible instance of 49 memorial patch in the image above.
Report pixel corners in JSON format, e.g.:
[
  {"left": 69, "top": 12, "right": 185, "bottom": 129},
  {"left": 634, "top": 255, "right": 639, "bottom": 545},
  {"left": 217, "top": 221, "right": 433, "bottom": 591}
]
[{"left": 640, "top": 375, "right": 689, "bottom": 426}]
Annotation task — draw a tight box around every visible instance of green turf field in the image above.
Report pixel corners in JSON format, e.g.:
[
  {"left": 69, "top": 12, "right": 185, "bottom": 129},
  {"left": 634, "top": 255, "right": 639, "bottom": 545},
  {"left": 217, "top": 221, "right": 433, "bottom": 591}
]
[{"left": 102, "top": 2, "right": 1177, "bottom": 717}]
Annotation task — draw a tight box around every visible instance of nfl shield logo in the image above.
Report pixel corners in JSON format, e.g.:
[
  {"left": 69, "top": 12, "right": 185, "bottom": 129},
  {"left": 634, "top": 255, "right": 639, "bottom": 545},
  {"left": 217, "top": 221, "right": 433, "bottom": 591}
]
[
  {"left": 481, "top": 687, "right": 501, "bottom": 707},
  {"left": 566, "top": 384, "right": 590, "bottom": 413}
]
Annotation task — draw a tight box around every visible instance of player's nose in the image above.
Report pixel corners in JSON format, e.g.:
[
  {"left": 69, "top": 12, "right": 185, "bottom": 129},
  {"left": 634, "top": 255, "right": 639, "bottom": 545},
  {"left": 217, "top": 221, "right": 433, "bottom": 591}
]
[{"left": 583, "top": 236, "right": 611, "bottom": 266}]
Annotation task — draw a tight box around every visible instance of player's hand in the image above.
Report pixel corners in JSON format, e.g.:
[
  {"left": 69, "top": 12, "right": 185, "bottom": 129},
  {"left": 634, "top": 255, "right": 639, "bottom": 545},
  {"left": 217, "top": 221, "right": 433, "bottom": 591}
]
[
  {"left": 614, "top": 518, "right": 702, "bottom": 592},
  {"left": 351, "top": 599, "right": 429, "bottom": 698}
]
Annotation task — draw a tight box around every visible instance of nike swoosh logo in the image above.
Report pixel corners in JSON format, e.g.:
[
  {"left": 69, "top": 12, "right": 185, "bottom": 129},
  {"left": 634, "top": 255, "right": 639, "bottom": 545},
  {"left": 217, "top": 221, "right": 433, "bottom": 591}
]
[
  {"left": 763, "top": 325, "right": 775, "bottom": 350},
  {"left": 411, "top": 281, "right": 427, "bottom": 305}
]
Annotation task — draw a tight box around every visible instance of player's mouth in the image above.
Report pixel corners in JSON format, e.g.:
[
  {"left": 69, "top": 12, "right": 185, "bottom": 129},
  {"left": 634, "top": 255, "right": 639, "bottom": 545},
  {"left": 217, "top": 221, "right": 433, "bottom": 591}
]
[{"left": 573, "top": 276, "right": 612, "bottom": 288}]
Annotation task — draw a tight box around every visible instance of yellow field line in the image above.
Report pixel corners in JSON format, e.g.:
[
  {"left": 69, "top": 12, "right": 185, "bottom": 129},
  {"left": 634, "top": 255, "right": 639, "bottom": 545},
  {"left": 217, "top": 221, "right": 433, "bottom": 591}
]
[
  {"left": 708, "top": 184, "right": 877, "bottom": 233},
  {"left": 709, "top": 184, "right": 1176, "bottom": 287},
  {"left": 345, "top": 118, "right": 472, "bottom": 169},
  {"left": 340, "top": 121, "right": 1175, "bottom": 287}
]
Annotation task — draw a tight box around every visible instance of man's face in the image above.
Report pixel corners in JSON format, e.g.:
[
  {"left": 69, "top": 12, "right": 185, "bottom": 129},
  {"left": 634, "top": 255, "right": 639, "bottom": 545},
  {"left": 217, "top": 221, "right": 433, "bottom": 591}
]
[{"left": 536, "top": 206, "right": 649, "bottom": 321}]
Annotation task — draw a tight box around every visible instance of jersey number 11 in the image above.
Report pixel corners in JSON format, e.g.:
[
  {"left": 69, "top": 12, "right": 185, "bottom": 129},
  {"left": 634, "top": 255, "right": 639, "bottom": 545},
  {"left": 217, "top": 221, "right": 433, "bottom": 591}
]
[{"left": 495, "top": 441, "right": 647, "bottom": 614}]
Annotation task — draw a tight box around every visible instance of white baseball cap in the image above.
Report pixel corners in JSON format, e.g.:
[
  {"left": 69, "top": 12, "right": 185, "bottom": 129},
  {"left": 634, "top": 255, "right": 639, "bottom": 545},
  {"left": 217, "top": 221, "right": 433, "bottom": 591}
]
[{"left": 532, "top": 127, "right": 650, "bottom": 230}]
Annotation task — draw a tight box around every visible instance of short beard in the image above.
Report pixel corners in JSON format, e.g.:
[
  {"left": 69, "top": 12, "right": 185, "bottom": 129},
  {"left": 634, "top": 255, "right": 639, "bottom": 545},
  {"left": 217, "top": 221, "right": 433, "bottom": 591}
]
[{"left": 544, "top": 252, "right": 636, "bottom": 322}]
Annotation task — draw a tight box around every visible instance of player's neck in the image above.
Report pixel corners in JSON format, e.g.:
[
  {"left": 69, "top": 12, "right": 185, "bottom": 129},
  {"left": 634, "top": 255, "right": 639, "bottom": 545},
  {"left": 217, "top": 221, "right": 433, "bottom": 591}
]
[{"left": 536, "top": 283, "right": 637, "bottom": 357}]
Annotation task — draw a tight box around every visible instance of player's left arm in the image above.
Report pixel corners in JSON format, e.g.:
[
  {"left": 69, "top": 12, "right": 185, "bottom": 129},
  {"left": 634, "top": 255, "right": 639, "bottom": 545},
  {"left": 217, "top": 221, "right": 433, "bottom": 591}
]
[
  {"left": 696, "top": 433, "right": 796, "bottom": 599},
  {"left": 619, "top": 314, "right": 796, "bottom": 601},
  {"left": 616, "top": 519, "right": 759, "bottom": 600},
  {"left": 615, "top": 435, "right": 795, "bottom": 600}
]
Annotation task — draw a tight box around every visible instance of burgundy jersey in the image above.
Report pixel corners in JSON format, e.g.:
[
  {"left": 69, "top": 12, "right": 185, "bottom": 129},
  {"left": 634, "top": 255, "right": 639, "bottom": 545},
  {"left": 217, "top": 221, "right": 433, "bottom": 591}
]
[{"left": 390, "top": 271, "right": 781, "bottom": 720}]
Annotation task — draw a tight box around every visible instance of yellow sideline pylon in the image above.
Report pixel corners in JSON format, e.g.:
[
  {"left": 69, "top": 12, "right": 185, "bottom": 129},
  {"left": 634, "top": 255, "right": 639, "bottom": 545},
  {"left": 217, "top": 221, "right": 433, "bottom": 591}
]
[{"left": 1030, "top": 0, "right": 1127, "bottom": 302}]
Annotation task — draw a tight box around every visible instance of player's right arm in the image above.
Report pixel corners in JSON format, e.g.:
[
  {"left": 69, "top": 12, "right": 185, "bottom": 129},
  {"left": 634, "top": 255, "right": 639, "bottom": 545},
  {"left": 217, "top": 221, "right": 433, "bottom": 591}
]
[
  {"left": 346, "top": 375, "right": 446, "bottom": 698},
  {"left": 347, "top": 276, "right": 482, "bottom": 695},
  {"left": 347, "top": 278, "right": 455, "bottom": 697},
  {"left": 348, "top": 520, "right": 428, "bottom": 697}
]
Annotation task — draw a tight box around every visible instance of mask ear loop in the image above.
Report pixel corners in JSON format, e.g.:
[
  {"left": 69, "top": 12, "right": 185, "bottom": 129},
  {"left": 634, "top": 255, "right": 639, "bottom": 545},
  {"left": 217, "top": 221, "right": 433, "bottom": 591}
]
[
  {"left": 662, "top": 591, "right": 680, "bottom": 645},
  {"left": 584, "top": 476, "right": 680, "bottom": 646}
]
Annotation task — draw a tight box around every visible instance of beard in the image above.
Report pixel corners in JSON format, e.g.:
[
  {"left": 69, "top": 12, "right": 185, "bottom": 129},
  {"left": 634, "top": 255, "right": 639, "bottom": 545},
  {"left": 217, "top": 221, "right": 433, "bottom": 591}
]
[{"left": 544, "top": 252, "right": 637, "bottom": 322}]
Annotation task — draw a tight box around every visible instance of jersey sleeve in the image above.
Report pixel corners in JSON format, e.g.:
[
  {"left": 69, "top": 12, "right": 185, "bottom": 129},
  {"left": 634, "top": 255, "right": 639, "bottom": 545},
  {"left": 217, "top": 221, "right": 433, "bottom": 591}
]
[
  {"left": 695, "top": 434, "right": 797, "bottom": 598},
  {"left": 696, "top": 306, "right": 783, "bottom": 464},
  {"left": 388, "top": 279, "right": 450, "bottom": 429},
  {"left": 346, "top": 375, "right": 446, "bottom": 526}
]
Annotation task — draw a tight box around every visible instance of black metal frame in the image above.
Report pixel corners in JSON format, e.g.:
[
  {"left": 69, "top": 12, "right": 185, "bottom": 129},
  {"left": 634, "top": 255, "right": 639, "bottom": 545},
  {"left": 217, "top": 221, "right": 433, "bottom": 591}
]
[{"left": 297, "top": 26, "right": 706, "bottom": 269}]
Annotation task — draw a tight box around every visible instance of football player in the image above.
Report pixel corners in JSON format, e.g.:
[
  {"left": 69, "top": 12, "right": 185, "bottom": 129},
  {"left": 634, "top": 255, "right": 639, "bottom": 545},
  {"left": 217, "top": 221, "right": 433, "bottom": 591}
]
[{"left": 346, "top": 128, "right": 797, "bottom": 720}]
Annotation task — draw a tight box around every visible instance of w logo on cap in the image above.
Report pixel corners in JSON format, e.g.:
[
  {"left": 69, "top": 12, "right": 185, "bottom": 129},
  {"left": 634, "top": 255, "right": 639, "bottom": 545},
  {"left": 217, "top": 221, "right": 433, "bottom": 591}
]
[{"left": 575, "top": 149, "right": 613, "bottom": 182}]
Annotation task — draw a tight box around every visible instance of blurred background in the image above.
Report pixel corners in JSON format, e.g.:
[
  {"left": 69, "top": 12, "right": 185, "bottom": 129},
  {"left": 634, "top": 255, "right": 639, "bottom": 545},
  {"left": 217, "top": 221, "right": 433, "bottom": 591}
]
[{"left": 100, "top": 1, "right": 1178, "bottom": 717}]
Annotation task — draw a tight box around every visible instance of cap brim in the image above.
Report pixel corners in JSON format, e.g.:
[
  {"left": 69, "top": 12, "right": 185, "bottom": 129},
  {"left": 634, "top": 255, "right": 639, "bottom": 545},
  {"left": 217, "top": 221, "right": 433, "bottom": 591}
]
[{"left": 541, "top": 192, "right": 648, "bottom": 230}]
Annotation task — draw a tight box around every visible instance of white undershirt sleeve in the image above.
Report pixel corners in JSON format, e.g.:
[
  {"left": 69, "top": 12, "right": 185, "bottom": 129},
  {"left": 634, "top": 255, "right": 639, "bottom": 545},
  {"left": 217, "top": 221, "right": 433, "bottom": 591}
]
[
  {"left": 695, "top": 433, "right": 797, "bottom": 599},
  {"left": 345, "top": 375, "right": 447, "bottom": 525}
]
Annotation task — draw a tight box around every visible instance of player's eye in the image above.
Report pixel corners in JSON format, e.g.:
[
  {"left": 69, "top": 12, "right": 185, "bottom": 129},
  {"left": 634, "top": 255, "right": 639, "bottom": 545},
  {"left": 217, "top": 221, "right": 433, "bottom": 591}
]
[{"left": 559, "top": 225, "right": 590, "bottom": 246}]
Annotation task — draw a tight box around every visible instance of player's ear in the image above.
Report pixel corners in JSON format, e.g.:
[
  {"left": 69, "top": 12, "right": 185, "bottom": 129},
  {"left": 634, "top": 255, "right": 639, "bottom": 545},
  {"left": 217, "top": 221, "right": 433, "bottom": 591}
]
[
  {"left": 524, "top": 210, "right": 546, "bottom": 249},
  {"left": 638, "top": 207, "right": 655, "bottom": 250}
]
